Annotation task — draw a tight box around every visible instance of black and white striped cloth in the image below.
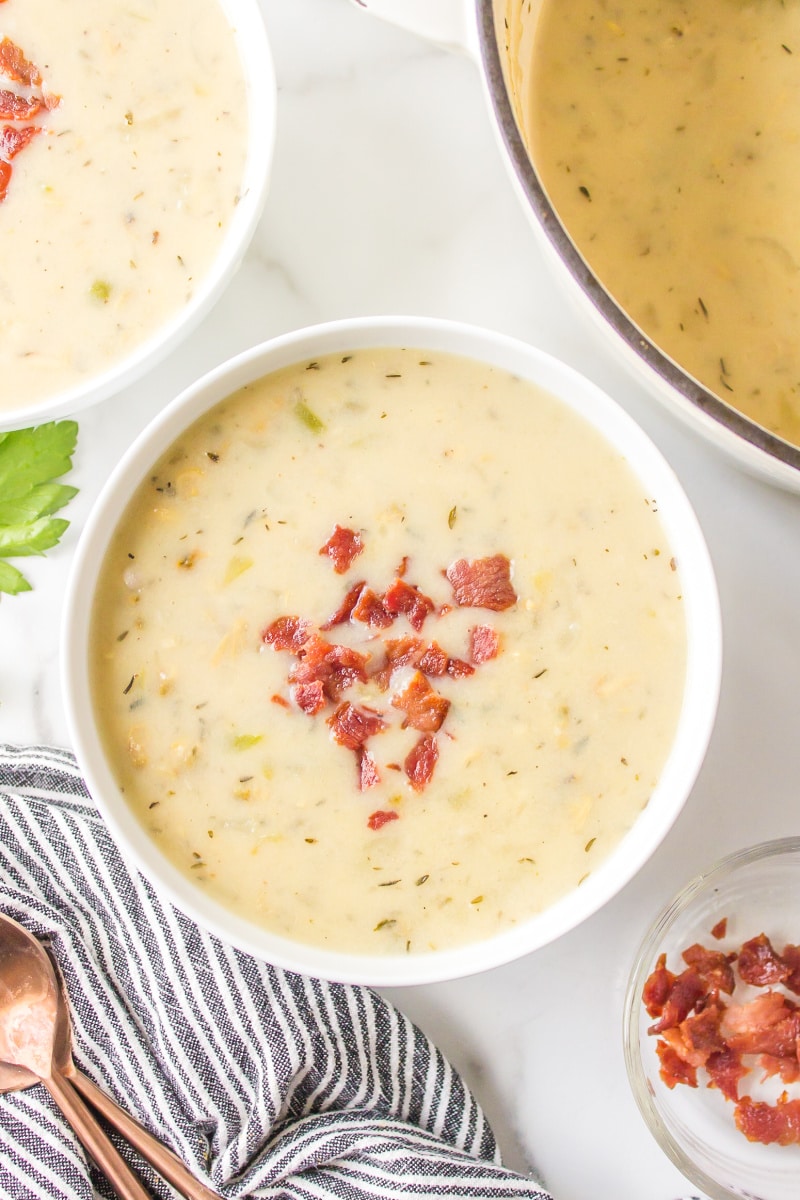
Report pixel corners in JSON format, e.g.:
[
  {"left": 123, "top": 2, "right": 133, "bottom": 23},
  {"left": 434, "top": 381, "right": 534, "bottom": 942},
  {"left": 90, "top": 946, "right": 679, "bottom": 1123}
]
[{"left": 0, "top": 745, "right": 552, "bottom": 1200}]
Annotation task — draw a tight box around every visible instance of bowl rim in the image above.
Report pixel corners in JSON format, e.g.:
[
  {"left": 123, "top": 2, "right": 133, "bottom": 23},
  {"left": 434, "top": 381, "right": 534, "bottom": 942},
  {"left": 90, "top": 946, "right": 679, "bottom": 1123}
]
[
  {"left": 475, "top": 0, "right": 800, "bottom": 490},
  {"left": 622, "top": 837, "right": 800, "bottom": 1200},
  {"left": 61, "top": 313, "right": 723, "bottom": 986},
  {"left": 0, "top": 0, "right": 276, "bottom": 432}
]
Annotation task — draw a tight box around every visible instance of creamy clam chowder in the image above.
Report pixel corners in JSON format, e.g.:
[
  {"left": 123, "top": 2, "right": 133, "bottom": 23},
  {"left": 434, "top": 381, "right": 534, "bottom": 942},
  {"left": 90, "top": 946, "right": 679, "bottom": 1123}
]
[
  {"left": 527, "top": 1, "right": 800, "bottom": 448},
  {"left": 91, "top": 349, "right": 687, "bottom": 956},
  {"left": 0, "top": 0, "right": 248, "bottom": 413}
]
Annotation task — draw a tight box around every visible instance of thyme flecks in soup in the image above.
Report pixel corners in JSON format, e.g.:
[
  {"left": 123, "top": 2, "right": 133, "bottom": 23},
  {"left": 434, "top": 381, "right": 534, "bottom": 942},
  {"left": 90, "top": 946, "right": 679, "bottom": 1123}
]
[
  {"left": 90, "top": 349, "right": 687, "bottom": 956},
  {"left": 0, "top": 0, "right": 248, "bottom": 413},
  {"left": 527, "top": 1, "right": 800, "bottom": 448}
]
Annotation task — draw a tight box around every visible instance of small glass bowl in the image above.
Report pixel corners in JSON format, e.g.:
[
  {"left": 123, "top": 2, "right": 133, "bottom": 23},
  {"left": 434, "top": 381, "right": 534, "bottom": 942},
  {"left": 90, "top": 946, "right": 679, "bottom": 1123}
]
[{"left": 624, "top": 838, "right": 800, "bottom": 1200}]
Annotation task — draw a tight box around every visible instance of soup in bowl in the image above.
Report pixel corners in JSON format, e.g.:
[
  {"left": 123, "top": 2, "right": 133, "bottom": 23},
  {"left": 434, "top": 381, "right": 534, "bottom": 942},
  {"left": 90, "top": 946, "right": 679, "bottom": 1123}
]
[
  {"left": 0, "top": 0, "right": 274, "bottom": 428},
  {"left": 62, "top": 317, "right": 721, "bottom": 985}
]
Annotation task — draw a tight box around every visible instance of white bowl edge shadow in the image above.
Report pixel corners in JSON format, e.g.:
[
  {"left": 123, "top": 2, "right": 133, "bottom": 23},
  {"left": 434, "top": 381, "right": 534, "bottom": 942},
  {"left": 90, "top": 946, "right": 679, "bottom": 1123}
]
[
  {"left": 0, "top": 0, "right": 276, "bottom": 432},
  {"left": 61, "top": 315, "right": 723, "bottom": 987}
]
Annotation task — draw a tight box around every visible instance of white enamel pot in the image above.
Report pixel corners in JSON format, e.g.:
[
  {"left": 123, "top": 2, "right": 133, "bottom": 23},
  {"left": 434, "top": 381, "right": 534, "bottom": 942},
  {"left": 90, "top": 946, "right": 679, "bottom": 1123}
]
[{"left": 352, "top": 0, "right": 800, "bottom": 493}]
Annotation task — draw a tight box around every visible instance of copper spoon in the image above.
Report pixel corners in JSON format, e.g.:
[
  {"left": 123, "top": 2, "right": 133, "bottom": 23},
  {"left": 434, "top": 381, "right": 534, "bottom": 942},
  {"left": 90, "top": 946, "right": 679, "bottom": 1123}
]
[
  {"left": 0, "top": 914, "right": 219, "bottom": 1200},
  {"left": 0, "top": 911, "right": 154, "bottom": 1199}
]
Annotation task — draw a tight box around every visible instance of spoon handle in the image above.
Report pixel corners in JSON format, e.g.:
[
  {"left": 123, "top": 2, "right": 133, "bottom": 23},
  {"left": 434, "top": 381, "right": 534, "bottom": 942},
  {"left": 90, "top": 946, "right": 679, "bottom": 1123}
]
[
  {"left": 43, "top": 1068, "right": 153, "bottom": 1200},
  {"left": 68, "top": 1067, "right": 219, "bottom": 1200}
]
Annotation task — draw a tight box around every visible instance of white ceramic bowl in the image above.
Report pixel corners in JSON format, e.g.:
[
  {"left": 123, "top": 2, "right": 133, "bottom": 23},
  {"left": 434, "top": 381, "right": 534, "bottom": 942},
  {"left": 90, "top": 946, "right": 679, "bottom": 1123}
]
[
  {"left": 0, "top": 0, "right": 275, "bottom": 431},
  {"left": 62, "top": 316, "right": 722, "bottom": 986},
  {"left": 624, "top": 840, "right": 800, "bottom": 1200}
]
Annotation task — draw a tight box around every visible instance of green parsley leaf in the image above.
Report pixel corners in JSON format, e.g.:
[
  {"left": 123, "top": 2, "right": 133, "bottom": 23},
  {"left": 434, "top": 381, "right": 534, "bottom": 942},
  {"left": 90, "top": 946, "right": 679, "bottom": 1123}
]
[
  {"left": 0, "top": 420, "right": 78, "bottom": 595},
  {"left": 0, "top": 560, "right": 31, "bottom": 595}
]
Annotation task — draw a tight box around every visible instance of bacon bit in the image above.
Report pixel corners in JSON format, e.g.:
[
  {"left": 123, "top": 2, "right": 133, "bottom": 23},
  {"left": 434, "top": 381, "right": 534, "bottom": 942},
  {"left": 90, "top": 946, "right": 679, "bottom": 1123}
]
[
  {"left": 292, "top": 679, "right": 326, "bottom": 716},
  {"left": 372, "top": 635, "right": 424, "bottom": 689},
  {"left": 720, "top": 992, "right": 800, "bottom": 1058},
  {"left": 320, "top": 579, "right": 366, "bottom": 630},
  {"left": 711, "top": 917, "right": 728, "bottom": 940},
  {"left": 446, "top": 657, "right": 474, "bottom": 679},
  {"left": 642, "top": 953, "right": 676, "bottom": 1018},
  {"left": 657, "top": 1005, "right": 727, "bottom": 1073},
  {"left": 0, "top": 37, "right": 42, "bottom": 86},
  {"left": 357, "top": 747, "right": 380, "bottom": 790},
  {"left": 262, "top": 615, "right": 312, "bottom": 653},
  {"left": 0, "top": 123, "right": 40, "bottom": 200},
  {"left": 289, "top": 635, "right": 369, "bottom": 704},
  {"left": 351, "top": 585, "right": 393, "bottom": 629},
  {"left": 469, "top": 624, "right": 500, "bottom": 664},
  {"left": 781, "top": 944, "right": 800, "bottom": 995},
  {"left": 0, "top": 91, "right": 45, "bottom": 120},
  {"left": 648, "top": 968, "right": 706, "bottom": 1034},
  {"left": 681, "top": 942, "right": 736, "bottom": 996},
  {"left": 760, "top": 1054, "right": 800, "bottom": 1085},
  {"left": 367, "top": 808, "right": 399, "bottom": 831},
  {"left": 392, "top": 670, "right": 450, "bottom": 733},
  {"left": 681, "top": 1004, "right": 727, "bottom": 1063},
  {"left": 706, "top": 1045, "right": 747, "bottom": 1102},
  {"left": 418, "top": 641, "right": 448, "bottom": 676},
  {"left": 0, "top": 123, "right": 40, "bottom": 159},
  {"left": 735, "top": 1095, "right": 800, "bottom": 1146},
  {"left": 383, "top": 578, "right": 435, "bottom": 631},
  {"left": 318, "top": 524, "right": 363, "bottom": 574},
  {"left": 327, "top": 701, "right": 387, "bottom": 749},
  {"left": 656, "top": 1039, "right": 697, "bottom": 1089},
  {"left": 446, "top": 554, "right": 517, "bottom": 611},
  {"left": 738, "top": 933, "right": 791, "bottom": 987},
  {"left": 270, "top": 693, "right": 291, "bottom": 709},
  {"left": 395, "top": 555, "right": 409, "bottom": 578},
  {"left": 405, "top": 733, "right": 438, "bottom": 792}
]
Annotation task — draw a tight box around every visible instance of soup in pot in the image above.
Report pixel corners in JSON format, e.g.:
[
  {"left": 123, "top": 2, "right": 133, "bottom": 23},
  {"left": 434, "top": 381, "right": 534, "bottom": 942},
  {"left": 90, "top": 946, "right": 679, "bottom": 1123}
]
[
  {"left": 526, "top": 0, "right": 800, "bottom": 448},
  {"left": 90, "top": 348, "right": 687, "bottom": 956}
]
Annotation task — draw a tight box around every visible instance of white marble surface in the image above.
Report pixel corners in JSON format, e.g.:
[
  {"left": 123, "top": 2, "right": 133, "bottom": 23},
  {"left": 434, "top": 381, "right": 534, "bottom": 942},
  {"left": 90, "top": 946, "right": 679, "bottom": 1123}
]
[{"left": 2, "top": 2, "right": 800, "bottom": 1197}]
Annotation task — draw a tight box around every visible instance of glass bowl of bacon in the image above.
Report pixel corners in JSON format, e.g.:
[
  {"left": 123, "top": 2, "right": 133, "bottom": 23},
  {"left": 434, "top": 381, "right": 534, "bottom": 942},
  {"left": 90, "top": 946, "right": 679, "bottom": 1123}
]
[{"left": 624, "top": 837, "right": 800, "bottom": 1200}]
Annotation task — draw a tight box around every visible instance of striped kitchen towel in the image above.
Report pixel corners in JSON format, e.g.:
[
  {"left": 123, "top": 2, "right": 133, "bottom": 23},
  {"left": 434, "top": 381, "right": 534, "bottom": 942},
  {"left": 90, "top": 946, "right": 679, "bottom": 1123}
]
[{"left": 0, "top": 744, "right": 552, "bottom": 1200}]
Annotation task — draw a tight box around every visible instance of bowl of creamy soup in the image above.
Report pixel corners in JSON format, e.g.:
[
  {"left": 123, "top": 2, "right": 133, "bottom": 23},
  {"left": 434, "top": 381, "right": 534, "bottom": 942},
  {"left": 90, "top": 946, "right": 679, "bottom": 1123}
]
[
  {"left": 62, "top": 316, "right": 721, "bottom": 986},
  {"left": 0, "top": 0, "right": 274, "bottom": 429},
  {"left": 353, "top": 1, "right": 800, "bottom": 492}
]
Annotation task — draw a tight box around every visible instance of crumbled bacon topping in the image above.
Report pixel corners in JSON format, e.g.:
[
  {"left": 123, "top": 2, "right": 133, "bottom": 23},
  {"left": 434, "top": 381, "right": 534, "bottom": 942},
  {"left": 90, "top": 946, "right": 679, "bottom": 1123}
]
[
  {"left": 643, "top": 923, "right": 800, "bottom": 1146},
  {"left": 391, "top": 670, "right": 450, "bottom": 733},
  {"left": 383, "top": 578, "right": 435, "bottom": 631},
  {"left": 404, "top": 733, "right": 439, "bottom": 792},
  {"left": 262, "top": 527, "right": 517, "bottom": 825},
  {"left": 367, "top": 808, "right": 399, "bottom": 831},
  {"left": 469, "top": 624, "right": 500, "bottom": 664},
  {"left": 262, "top": 615, "right": 312, "bottom": 652},
  {"left": 327, "top": 701, "right": 387, "bottom": 749},
  {"left": 357, "top": 747, "right": 380, "bottom": 791},
  {"left": 445, "top": 554, "right": 517, "bottom": 612},
  {"left": 320, "top": 579, "right": 366, "bottom": 630},
  {"left": 0, "top": 37, "right": 59, "bottom": 203},
  {"left": 318, "top": 524, "right": 364, "bottom": 574},
  {"left": 350, "top": 585, "right": 393, "bottom": 629}
]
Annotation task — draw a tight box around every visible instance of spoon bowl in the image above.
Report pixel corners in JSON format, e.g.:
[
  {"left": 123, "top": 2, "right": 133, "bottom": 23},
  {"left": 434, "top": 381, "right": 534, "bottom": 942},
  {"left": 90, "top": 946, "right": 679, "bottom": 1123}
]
[
  {"left": 0, "top": 912, "right": 218, "bottom": 1200},
  {"left": 0, "top": 911, "right": 153, "bottom": 1199}
]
